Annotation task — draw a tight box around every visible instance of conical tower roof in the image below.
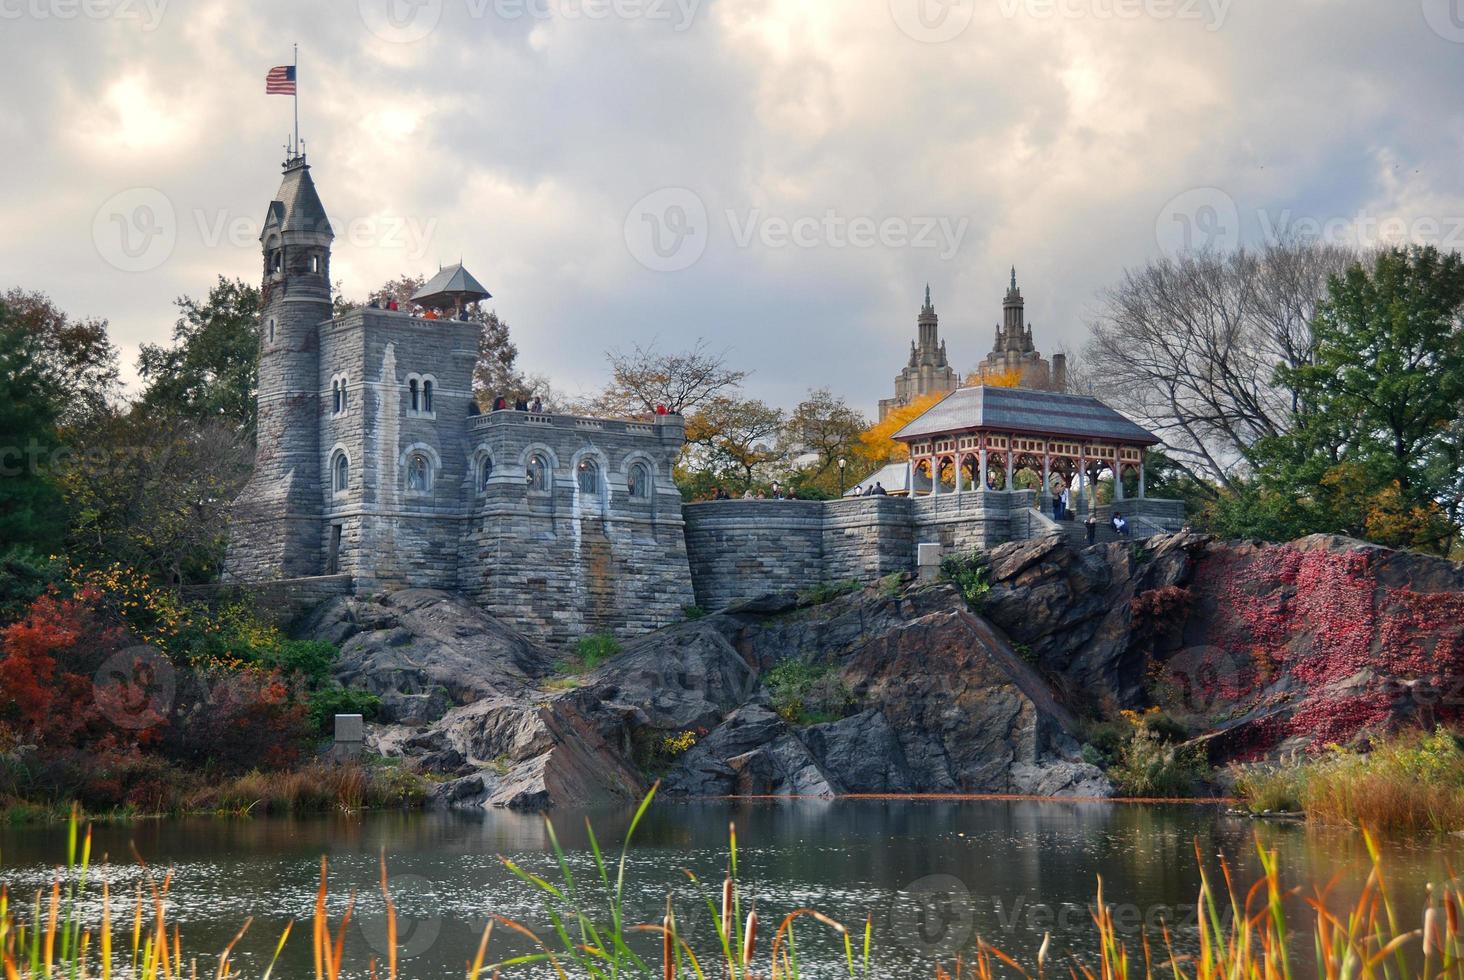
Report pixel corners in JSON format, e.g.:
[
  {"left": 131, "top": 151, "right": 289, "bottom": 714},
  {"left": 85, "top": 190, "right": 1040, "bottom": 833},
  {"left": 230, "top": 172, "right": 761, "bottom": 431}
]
[{"left": 261, "top": 157, "right": 332, "bottom": 240}]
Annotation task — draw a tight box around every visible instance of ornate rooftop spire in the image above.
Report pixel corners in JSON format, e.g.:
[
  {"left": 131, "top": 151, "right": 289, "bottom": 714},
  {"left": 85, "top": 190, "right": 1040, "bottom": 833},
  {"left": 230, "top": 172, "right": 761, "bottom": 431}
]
[
  {"left": 923, "top": 283, "right": 933, "bottom": 314},
  {"left": 1010, "top": 266, "right": 1017, "bottom": 291}
]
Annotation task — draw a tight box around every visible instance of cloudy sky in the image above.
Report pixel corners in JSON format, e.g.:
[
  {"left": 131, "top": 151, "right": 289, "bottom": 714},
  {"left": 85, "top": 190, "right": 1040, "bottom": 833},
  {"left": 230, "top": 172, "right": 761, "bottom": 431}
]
[{"left": 4, "top": 0, "right": 1464, "bottom": 416}]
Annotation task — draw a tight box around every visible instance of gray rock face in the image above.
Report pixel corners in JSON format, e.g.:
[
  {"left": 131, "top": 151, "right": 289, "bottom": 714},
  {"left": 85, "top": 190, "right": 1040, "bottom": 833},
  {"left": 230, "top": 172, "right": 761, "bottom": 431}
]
[{"left": 301, "top": 588, "right": 555, "bottom": 724}]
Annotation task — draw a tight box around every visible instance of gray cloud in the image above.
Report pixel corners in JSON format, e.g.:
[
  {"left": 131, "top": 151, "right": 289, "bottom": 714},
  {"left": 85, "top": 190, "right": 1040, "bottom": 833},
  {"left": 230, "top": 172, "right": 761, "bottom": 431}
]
[{"left": 3, "top": 0, "right": 1463, "bottom": 412}]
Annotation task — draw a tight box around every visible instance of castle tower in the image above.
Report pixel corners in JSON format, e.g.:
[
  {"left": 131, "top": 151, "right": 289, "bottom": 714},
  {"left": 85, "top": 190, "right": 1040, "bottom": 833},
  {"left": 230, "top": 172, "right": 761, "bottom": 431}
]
[
  {"left": 223, "top": 152, "right": 335, "bottom": 581},
  {"left": 879, "top": 284, "right": 959, "bottom": 420},
  {"left": 976, "top": 267, "right": 1067, "bottom": 392}
]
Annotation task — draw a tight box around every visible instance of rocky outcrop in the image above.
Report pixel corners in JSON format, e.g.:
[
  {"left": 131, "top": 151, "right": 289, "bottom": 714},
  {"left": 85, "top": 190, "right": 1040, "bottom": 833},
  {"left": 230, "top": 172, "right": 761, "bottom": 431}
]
[
  {"left": 303, "top": 533, "right": 1464, "bottom": 809},
  {"left": 300, "top": 589, "right": 553, "bottom": 724}
]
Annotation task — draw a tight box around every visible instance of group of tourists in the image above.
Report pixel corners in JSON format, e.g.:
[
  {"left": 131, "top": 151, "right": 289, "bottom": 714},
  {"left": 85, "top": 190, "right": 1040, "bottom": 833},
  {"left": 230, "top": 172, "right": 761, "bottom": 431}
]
[
  {"left": 366, "top": 297, "right": 477, "bottom": 321},
  {"left": 489, "top": 394, "right": 545, "bottom": 413}
]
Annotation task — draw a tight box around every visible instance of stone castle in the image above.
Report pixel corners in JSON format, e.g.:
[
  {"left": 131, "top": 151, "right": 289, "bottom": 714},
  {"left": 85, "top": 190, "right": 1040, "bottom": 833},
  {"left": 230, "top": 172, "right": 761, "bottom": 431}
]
[
  {"left": 878, "top": 269, "right": 1067, "bottom": 421},
  {"left": 225, "top": 154, "right": 1182, "bottom": 643},
  {"left": 223, "top": 154, "right": 695, "bottom": 641}
]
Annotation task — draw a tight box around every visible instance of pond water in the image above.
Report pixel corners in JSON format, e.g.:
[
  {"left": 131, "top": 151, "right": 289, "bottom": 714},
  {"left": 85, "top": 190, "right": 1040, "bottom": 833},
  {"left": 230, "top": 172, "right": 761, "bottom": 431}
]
[{"left": 2, "top": 799, "right": 1460, "bottom": 979}]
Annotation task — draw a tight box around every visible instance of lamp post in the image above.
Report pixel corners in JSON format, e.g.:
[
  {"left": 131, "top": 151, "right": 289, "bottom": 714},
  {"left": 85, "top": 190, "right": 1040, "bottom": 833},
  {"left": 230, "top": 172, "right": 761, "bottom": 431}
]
[{"left": 838, "top": 457, "right": 847, "bottom": 496}]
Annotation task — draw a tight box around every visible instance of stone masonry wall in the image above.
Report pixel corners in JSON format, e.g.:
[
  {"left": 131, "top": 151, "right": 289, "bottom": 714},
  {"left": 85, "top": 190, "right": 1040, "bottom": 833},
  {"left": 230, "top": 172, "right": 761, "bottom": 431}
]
[
  {"left": 685, "top": 490, "right": 1081, "bottom": 611},
  {"left": 458, "top": 411, "right": 695, "bottom": 646}
]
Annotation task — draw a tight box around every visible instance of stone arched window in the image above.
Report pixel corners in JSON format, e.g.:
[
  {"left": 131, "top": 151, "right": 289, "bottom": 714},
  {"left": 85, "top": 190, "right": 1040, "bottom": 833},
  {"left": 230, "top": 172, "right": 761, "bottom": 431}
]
[
  {"left": 577, "top": 458, "right": 601, "bottom": 495},
  {"left": 408, "top": 379, "right": 420, "bottom": 413},
  {"left": 267, "top": 317, "right": 276, "bottom": 343},
  {"left": 478, "top": 454, "right": 494, "bottom": 492},
  {"left": 332, "top": 451, "right": 349, "bottom": 494},
  {"left": 627, "top": 461, "right": 652, "bottom": 499},
  {"left": 309, "top": 254, "right": 320, "bottom": 274},
  {"left": 423, "top": 379, "right": 434, "bottom": 414},
  {"left": 526, "top": 453, "right": 550, "bottom": 493},
  {"left": 406, "top": 452, "right": 432, "bottom": 493}
]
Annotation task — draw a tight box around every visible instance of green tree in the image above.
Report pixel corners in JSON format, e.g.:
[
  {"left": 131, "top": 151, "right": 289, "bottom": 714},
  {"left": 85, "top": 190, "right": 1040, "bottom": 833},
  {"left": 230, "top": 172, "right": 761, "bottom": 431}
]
[
  {"left": 0, "top": 307, "right": 67, "bottom": 550},
  {"left": 1242, "top": 246, "right": 1464, "bottom": 552},
  {"left": 1, "top": 289, "right": 120, "bottom": 429},
  {"left": 138, "top": 277, "right": 261, "bottom": 439}
]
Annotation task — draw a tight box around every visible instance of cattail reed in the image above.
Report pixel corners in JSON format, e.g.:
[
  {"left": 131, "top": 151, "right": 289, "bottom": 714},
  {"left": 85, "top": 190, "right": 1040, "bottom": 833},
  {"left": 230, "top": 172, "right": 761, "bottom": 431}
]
[{"left": 742, "top": 907, "right": 758, "bottom": 968}]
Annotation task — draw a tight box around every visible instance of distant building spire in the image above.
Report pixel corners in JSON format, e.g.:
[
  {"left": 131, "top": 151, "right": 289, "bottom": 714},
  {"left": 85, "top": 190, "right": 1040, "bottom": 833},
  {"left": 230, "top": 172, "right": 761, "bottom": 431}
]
[
  {"left": 1010, "top": 266, "right": 1017, "bottom": 292},
  {"left": 922, "top": 283, "right": 934, "bottom": 315}
]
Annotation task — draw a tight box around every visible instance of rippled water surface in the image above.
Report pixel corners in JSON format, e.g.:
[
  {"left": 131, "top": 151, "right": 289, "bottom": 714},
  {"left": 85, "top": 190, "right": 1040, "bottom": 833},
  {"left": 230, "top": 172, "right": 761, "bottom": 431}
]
[{"left": 3, "top": 799, "right": 1461, "bottom": 978}]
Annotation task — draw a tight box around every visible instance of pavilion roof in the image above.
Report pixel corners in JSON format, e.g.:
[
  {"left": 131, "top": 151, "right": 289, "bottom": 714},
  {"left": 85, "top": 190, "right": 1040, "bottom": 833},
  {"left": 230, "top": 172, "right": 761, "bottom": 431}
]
[
  {"left": 411, "top": 263, "right": 492, "bottom": 307},
  {"left": 895, "top": 385, "right": 1159, "bottom": 445}
]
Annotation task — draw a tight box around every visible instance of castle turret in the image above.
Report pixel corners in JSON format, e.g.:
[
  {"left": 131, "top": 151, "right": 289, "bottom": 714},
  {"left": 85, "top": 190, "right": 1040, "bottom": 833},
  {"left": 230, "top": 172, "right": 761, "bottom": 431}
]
[{"left": 223, "top": 152, "right": 335, "bottom": 581}]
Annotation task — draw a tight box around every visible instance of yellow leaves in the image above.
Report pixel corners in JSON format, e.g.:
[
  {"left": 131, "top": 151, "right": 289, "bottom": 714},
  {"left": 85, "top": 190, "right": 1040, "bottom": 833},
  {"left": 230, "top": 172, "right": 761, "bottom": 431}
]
[
  {"left": 858, "top": 392, "right": 945, "bottom": 465},
  {"left": 966, "top": 365, "right": 1025, "bottom": 388}
]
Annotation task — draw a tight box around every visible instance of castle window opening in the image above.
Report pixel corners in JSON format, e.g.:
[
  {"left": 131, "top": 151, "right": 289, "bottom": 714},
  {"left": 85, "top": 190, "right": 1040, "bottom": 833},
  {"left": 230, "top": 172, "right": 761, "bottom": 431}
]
[
  {"left": 423, "top": 379, "right": 434, "bottom": 414},
  {"left": 527, "top": 453, "right": 549, "bottom": 492},
  {"left": 628, "top": 462, "right": 651, "bottom": 498},
  {"left": 407, "top": 452, "right": 431, "bottom": 492},
  {"left": 409, "top": 379, "right": 420, "bottom": 412},
  {"left": 333, "top": 452, "right": 349, "bottom": 494},
  {"left": 577, "top": 458, "right": 600, "bottom": 495},
  {"left": 479, "top": 455, "right": 494, "bottom": 491},
  {"left": 332, "top": 380, "right": 342, "bottom": 415}
]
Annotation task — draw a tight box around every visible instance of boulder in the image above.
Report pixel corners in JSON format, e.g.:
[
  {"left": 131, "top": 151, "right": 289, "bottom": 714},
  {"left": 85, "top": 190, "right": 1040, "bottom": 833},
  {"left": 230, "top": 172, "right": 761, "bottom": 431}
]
[
  {"left": 802, "top": 710, "right": 912, "bottom": 794},
  {"left": 299, "top": 589, "right": 555, "bottom": 724}
]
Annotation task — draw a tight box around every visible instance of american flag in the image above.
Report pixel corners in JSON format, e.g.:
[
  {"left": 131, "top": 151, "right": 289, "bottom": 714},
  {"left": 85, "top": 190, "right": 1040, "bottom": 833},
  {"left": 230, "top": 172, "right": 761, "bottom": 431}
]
[{"left": 265, "top": 65, "right": 296, "bottom": 95}]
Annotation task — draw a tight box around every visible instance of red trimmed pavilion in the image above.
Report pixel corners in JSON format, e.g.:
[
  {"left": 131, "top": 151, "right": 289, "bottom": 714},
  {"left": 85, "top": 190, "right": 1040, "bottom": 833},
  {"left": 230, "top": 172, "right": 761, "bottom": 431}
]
[{"left": 893, "top": 385, "right": 1161, "bottom": 507}]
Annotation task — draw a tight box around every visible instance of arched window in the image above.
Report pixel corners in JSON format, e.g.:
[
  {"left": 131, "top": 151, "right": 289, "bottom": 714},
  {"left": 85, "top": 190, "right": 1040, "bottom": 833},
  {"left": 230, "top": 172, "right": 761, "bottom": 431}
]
[
  {"left": 340, "top": 379, "right": 348, "bottom": 412},
  {"left": 627, "top": 462, "right": 651, "bottom": 499},
  {"left": 333, "top": 452, "right": 350, "bottom": 494},
  {"left": 409, "top": 379, "right": 420, "bottom": 412},
  {"left": 309, "top": 255, "right": 320, "bottom": 274},
  {"left": 423, "top": 380, "right": 434, "bottom": 414},
  {"left": 407, "top": 452, "right": 431, "bottom": 492},
  {"left": 270, "top": 251, "right": 283, "bottom": 274},
  {"left": 478, "top": 455, "right": 494, "bottom": 491},
  {"left": 577, "top": 459, "right": 600, "bottom": 495},
  {"left": 526, "top": 454, "right": 549, "bottom": 492},
  {"left": 267, "top": 318, "right": 276, "bottom": 343},
  {"left": 332, "top": 380, "right": 342, "bottom": 415}
]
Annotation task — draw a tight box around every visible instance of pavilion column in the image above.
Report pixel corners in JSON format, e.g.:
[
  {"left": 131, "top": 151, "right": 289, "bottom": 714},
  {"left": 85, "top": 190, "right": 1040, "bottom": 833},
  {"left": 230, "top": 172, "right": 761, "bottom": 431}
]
[
  {"left": 1138, "top": 451, "right": 1147, "bottom": 499},
  {"left": 1041, "top": 451, "right": 1051, "bottom": 509},
  {"left": 930, "top": 458, "right": 940, "bottom": 497},
  {"left": 979, "top": 448, "right": 989, "bottom": 492},
  {"left": 905, "top": 457, "right": 914, "bottom": 497},
  {"left": 1005, "top": 439, "right": 1014, "bottom": 492},
  {"left": 1114, "top": 461, "right": 1126, "bottom": 501},
  {"left": 955, "top": 456, "right": 963, "bottom": 498},
  {"left": 1077, "top": 451, "right": 1087, "bottom": 514}
]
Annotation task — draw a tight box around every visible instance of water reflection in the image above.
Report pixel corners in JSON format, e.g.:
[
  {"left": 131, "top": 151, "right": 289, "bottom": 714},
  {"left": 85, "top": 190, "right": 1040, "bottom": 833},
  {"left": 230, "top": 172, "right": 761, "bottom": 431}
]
[{"left": 1, "top": 800, "right": 1459, "bottom": 979}]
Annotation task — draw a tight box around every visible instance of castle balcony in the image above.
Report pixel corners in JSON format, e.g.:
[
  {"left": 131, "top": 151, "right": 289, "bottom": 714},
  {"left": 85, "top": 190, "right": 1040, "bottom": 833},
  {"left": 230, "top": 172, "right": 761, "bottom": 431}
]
[{"left": 468, "top": 409, "right": 679, "bottom": 438}]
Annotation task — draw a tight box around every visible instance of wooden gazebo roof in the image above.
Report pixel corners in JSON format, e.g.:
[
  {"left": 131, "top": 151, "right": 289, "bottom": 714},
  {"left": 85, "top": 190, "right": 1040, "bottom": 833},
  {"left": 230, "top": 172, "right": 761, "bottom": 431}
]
[{"left": 895, "top": 386, "right": 1159, "bottom": 446}]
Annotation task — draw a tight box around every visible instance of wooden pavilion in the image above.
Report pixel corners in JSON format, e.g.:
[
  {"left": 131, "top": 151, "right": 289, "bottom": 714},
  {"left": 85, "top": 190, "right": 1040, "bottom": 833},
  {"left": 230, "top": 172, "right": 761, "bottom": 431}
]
[{"left": 893, "top": 385, "right": 1161, "bottom": 507}]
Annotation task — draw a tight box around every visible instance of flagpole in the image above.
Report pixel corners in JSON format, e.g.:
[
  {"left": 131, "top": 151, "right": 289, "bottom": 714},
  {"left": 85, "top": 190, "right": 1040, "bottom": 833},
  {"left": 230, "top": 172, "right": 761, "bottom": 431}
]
[{"left": 292, "top": 43, "right": 299, "bottom": 157}]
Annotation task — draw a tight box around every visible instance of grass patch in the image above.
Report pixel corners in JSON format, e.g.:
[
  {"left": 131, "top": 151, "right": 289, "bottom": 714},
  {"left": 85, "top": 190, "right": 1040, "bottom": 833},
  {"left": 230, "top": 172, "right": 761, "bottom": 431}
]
[
  {"left": 1234, "top": 726, "right": 1464, "bottom": 833},
  {"left": 764, "top": 659, "right": 854, "bottom": 726},
  {"left": 940, "top": 550, "right": 991, "bottom": 608},
  {"left": 1107, "top": 708, "right": 1209, "bottom": 797},
  {"left": 682, "top": 603, "right": 707, "bottom": 621},
  {"left": 550, "top": 631, "right": 623, "bottom": 680},
  {"left": 877, "top": 572, "right": 905, "bottom": 599}
]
